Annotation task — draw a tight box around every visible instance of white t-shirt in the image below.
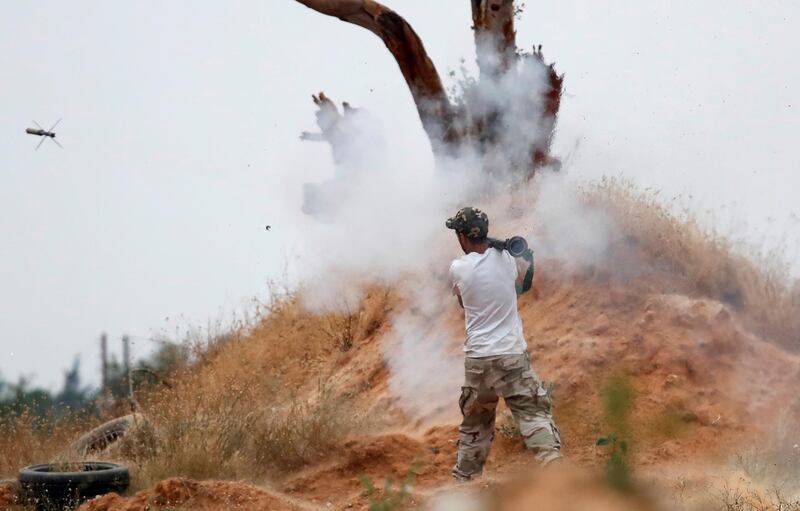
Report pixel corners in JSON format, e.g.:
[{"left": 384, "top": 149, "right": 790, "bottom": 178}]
[{"left": 449, "top": 248, "right": 527, "bottom": 358}]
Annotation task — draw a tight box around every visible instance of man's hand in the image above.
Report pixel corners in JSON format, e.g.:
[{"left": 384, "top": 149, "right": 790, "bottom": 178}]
[{"left": 515, "top": 248, "right": 535, "bottom": 295}]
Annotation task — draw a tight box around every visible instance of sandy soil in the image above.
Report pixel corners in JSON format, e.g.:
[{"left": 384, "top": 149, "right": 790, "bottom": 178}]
[{"left": 69, "top": 264, "right": 800, "bottom": 510}]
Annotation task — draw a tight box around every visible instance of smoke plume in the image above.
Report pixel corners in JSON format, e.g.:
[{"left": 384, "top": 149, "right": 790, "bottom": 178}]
[{"left": 286, "top": 43, "right": 618, "bottom": 421}]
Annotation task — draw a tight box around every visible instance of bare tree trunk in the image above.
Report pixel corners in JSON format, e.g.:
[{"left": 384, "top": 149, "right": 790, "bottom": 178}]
[
  {"left": 471, "top": 0, "right": 517, "bottom": 78},
  {"left": 295, "top": 0, "right": 461, "bottom": 155},
  {"left": 469, "top": 2, "right": 563, "bottom": 177}
]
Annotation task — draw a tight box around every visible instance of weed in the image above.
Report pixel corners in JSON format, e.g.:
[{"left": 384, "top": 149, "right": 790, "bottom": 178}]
[
  {"left": 651, "top": 405, "right": 697, "bottom": 439},
  {"left": 602, "top": 375, "right": 634, "bottom": 436},
  {"left": 321, "top": 287, "right": 392, "bottom": 353},
  {"left": 323, "top": 308, "right": 357, "bottom": 352},
  {"left": 595, "top": 434, "right": 630, "bottom": 491},
  {"left": 597, "top": 374, "right": 635, "bottom": 491},
  {"left": 359, "top": 466, "right": 418, "bottom": 511}
]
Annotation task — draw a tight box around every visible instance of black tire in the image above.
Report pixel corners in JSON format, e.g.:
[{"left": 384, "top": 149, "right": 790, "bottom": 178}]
[
  {"left": 18, "top": 462, "right": 129, "bottom": 511},
  {"left": 71, "top": 413, "right": 143, "bottom": 455}
]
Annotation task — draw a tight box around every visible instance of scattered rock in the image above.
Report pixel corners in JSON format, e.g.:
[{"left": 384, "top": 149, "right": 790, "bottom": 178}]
[
  {"left": 590, "top": 313, "right": 611, "bottom": 335},
  {"left": 639, "top": 310, "right": 656, "bottom": 327}
]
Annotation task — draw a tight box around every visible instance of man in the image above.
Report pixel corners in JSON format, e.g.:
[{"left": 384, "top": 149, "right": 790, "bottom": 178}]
[{"left": 446, "top": 206, "right": 561, "bottom": 481}]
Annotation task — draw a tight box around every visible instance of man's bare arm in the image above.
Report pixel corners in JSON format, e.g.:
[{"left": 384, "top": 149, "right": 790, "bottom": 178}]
[{"left": 453, "top": 284, "right": 464, "bottom": 309}]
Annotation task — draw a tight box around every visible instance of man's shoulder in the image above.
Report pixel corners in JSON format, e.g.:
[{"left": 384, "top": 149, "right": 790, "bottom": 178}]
[
  {"left": 450, "top": 252, "right": 480, "bottom": 269},
  {"left": 483, "top": 246, "right": 513, "bottom": 263},
  {"left": 498, "top": 249, "right": 517, "bottom": 269},
  {"left": 450, "top": 253, "right": 477, "bottom": 281},
  {"left": 449, "top": 256, "right": 465, "bottom": 277}
]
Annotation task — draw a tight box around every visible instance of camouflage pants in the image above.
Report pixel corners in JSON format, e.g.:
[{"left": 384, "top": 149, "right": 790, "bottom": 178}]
[{"left": 453, "top": 352, "right": 561, "bottom": 480}]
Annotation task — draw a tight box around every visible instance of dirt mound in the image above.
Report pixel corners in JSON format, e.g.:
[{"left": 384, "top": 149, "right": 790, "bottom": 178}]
[
  {"left": 0, "top": 479, "right": 18, "bottom": 508},
  {"left": 78, "top": 478, "right": 303, "bottom": 511},
  {"left": 64, "top": 185, "right": 800, "bottom": 510},
  {"left": 101, "top": 270, "right": 798, "bottom": 509},
  {"left": 80, "top": 265, "right": 799, "bottom": 510},
  {"left": 283, "top": 433, "right": 436, "bottom": 507},
  {"left": 524, "top": 272, "right": 800, "bottom": 466},
  {"left": 280, "top": 427, "right": 619, "bottom": 509}
]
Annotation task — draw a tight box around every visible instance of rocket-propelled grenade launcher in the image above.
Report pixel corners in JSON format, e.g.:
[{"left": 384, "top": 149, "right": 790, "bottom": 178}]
[
  {"left": 26, "top": 127, "right": 56, "bottom": 138},
  {"left": 487, "top": 236, "right": 529, "bottom": 257},
  {"left": 26, "top": 119, "right": 62, "bottom": 149},
  {"left": 488, "top": 236, "right": 535, "bottom": 294}
]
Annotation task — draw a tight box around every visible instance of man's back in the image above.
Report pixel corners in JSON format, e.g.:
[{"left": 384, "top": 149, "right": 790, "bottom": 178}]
[{"left": 450, "top": 248, "right": 527, "bottom": 357}]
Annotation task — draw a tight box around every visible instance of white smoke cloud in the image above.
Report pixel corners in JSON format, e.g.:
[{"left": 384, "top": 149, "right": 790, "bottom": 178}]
[
  {"left": 528, "top": 171, "right": 615, "bottom": 270},
  {"left": 382, "top": 283, "right": 464, "bottom": 421},
  {"left": 284, "top": 42, "right": 620, "bottom": 420}
]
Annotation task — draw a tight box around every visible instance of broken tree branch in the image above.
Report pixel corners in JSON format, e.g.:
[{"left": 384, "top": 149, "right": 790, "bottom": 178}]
[
  {"left": 295, "top": 0, "right": 461, "bottom": 154},
  {"left": 530, "top": 45, "right": 564, "bottom": 173}
]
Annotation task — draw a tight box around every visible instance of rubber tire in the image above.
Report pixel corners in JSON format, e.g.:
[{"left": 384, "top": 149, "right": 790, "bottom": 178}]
[
  {"left": 71, "top": 413, "right": 143, "bottom": 455},
  {"left": 18, "top": 462, "right": 129, "bottom": 510}
]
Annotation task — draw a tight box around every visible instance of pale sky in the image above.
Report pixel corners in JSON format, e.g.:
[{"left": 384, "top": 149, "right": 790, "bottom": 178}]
[{"left": 1, "top": 1, "right": 798, "bottom": 389}]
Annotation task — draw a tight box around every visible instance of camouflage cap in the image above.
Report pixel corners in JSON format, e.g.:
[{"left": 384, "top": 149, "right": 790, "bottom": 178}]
[{"left": 446, "top": 207, "right": 489, "bottom": 239}]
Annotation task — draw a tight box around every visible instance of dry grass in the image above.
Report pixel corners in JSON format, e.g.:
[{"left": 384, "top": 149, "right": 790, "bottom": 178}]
[
  {"left": 716, "top": 485, "right": 800, "bottom": 511},
  {"left": 127, "top": 377, "right": 358, "bottom": 490},
  {"left": 121, "top": 288, "right": 389, "bottom": 489},
  {"left": 118, "top": 286, "right": 392, "bottom": 488},
  {"left": 0, "top": 412, "right": 93, "bottom": 479},
  {"left": 0, "top": 285, "right": 390, "bottom": 496},
  {"left": 734, "top": 417, "right": 800, "bottom": 495},
  {"left": 181, "top": 285, "right": 392, "bottom": 391},
  {"left": 586, "top": 179, "right": 800, "bottom": 351}
]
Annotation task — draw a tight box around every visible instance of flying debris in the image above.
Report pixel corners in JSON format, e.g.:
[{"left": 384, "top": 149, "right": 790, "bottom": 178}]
[{"left": 26, "top": 119, "right": 62, "bottom": 150}]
